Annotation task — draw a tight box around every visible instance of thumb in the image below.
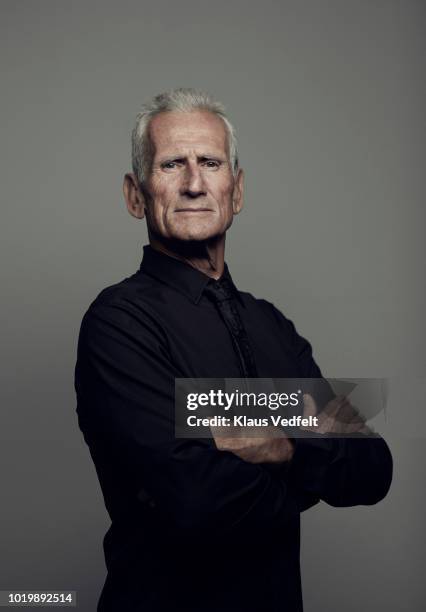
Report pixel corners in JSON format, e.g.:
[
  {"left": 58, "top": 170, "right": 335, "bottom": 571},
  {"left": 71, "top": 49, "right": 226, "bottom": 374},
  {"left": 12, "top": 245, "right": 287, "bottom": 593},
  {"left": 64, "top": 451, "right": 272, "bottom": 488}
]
[{"left": 302, "top": 393, "right": 318, "bottom": 418}]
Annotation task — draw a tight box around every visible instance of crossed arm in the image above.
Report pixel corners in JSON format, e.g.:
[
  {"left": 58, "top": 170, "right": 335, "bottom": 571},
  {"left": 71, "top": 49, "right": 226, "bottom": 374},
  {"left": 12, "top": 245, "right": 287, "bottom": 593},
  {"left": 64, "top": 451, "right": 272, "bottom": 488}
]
[{"left": 75, "top": 298, "right": 393, "bottom": 537}]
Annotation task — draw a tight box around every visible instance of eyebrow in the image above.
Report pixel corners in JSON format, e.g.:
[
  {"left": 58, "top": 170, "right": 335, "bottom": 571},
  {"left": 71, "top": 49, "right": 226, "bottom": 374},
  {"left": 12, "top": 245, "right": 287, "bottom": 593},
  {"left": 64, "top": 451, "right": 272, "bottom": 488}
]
[{"left": 158, "top": 154, "right": 226, "bottom": 164}]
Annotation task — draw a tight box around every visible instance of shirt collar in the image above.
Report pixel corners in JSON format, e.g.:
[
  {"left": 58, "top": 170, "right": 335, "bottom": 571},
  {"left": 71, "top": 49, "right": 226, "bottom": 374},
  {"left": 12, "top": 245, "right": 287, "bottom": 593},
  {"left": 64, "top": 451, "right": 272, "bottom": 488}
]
[{"left": 138, "top": 244, "right": 243, "bottom": 305}]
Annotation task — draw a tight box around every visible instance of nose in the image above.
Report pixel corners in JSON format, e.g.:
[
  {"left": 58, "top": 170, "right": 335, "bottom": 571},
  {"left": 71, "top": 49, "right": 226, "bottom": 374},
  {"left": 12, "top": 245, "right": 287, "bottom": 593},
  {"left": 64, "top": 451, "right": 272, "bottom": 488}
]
[{"left": 181, "top": 163, "right": 206, "bottom": 198}]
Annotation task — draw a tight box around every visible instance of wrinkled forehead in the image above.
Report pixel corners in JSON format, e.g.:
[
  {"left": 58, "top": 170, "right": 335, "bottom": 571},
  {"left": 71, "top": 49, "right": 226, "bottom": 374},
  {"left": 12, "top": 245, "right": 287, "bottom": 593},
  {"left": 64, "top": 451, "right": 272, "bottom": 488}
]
[{"left": 148, "top": 110, "right": 229, "bottom": 158}]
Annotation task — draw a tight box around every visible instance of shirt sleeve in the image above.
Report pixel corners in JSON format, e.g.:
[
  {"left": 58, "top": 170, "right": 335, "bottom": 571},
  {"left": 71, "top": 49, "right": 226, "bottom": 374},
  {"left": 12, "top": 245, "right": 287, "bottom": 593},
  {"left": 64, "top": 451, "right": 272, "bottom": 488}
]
[
  {"left": 267, "top": 302, "right": 393, "bottom": 507},
  {"left": 75, "top": 297, "right": 317, "bottom": 538}
]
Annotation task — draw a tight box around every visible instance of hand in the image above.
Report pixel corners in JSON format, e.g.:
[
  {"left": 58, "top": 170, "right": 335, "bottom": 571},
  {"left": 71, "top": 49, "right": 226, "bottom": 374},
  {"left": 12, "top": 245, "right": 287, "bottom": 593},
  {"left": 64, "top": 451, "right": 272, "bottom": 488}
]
[
  {"left": 211, "top": 425, "right": 294, "bottom": 464},
  {"left": 302, "top": 393, "right": 371, "bottom": 435}
]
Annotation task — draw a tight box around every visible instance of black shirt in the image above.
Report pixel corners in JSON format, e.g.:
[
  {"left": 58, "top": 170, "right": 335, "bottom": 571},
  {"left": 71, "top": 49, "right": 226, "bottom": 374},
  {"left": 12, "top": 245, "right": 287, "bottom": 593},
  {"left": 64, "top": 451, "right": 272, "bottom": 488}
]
[{"left": 74, "top": 245, "right": 392, "bottom": 612}]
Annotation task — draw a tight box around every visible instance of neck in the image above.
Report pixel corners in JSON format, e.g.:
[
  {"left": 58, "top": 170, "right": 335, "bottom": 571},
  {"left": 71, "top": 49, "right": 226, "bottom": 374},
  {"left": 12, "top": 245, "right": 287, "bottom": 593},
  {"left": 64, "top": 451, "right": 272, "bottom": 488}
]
[{"left": 149, "top": 234, "right": 226, "bottom": 280}]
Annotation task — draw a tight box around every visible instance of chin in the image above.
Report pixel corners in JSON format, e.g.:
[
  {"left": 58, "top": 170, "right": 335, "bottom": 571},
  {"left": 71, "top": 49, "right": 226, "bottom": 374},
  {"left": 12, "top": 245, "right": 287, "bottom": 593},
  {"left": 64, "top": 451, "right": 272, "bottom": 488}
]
[
  {"left": 171, "top": 230, "right": 219, "bottom": 242},
  {"left": 168, "top": 222, "right": 224, "bottom": 242}
]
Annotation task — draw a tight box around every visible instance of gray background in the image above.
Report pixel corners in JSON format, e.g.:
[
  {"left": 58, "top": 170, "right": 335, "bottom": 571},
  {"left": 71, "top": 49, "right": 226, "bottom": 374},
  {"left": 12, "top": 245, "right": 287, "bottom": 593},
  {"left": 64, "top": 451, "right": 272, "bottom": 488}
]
[{"left": 1, "top": 1, "right": 425, "bottom": 610}]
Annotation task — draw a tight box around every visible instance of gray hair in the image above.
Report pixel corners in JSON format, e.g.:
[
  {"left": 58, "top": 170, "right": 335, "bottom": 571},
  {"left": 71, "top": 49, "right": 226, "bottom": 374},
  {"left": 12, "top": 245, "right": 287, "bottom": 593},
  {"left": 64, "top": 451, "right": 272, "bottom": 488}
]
[{"left": 131, "top": 88, "right": 239, "bottom": 184}]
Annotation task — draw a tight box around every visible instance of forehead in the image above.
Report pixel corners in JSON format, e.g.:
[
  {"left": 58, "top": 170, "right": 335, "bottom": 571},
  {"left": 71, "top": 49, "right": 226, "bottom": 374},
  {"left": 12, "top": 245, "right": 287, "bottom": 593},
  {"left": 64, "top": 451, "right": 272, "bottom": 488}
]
[{"left": 148, "top": 110, "right": 228, "bottom": 157}]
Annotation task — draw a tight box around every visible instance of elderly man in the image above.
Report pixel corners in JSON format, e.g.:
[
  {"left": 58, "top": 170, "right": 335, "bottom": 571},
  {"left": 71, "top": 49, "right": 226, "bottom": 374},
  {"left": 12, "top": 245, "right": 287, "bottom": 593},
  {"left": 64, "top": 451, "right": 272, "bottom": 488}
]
[{"left": 74, "top": 88, "right": 392, "bottom": 612}]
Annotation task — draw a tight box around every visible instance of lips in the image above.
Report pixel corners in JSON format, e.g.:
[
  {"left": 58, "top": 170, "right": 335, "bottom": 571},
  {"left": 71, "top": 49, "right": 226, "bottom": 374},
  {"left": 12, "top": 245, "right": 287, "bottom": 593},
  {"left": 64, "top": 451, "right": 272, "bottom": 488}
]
[{"left": 175, "top": 208, "right": 213, "bottom": 212}]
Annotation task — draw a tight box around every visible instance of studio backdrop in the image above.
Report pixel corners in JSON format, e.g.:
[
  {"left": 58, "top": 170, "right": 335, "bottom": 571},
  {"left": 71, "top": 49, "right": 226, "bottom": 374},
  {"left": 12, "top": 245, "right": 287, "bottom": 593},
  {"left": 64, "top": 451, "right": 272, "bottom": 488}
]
[{"left": 1, "top": 1, "right": 425, "bottom": 611}]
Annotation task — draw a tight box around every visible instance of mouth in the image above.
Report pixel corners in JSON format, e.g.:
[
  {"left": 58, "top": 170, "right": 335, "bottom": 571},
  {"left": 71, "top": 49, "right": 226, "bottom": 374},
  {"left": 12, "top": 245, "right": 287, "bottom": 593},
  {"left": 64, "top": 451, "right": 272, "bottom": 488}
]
[{"left": 174, "top": 208, "right": 213, "bottom": 213}]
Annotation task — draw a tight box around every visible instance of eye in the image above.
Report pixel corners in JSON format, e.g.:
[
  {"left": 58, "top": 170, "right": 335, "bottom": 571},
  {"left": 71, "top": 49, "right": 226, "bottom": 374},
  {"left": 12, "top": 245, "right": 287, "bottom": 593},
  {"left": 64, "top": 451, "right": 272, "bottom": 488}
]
[
  {"left": 203, "top": 160, "right": 221, "bottom": 169},
  {"left": 162, "top": 161, "right": 177, "bottom": 170}
]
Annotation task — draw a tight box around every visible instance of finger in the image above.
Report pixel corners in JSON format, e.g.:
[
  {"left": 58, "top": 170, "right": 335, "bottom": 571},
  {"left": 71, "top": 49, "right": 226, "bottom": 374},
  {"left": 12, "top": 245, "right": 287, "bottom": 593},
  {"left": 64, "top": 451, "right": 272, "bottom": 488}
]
[
  {"left": 337, "top": 400, "right": 364, "bottom": 425},
  {"left": 336, "top": 399, "right": 355, "bottom": 423},
  {"left": 329, "top": 395, "right": 347, "bottom": 410},
  {"left": 302, "top": 393, "right": 318, "bottom": 418},
  {"left": 323, "top": 395, "right": 349, "bottom": 419}
]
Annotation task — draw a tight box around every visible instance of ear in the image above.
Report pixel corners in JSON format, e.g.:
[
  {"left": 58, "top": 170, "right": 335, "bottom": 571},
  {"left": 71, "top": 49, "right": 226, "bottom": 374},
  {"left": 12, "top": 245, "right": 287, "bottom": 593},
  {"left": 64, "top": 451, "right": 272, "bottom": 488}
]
[
  {"left": 123, "top": 173, "right": 146, "bottom": 219},
  {"left": 232, "top": 168, "right": 244, "bottom": 215}
]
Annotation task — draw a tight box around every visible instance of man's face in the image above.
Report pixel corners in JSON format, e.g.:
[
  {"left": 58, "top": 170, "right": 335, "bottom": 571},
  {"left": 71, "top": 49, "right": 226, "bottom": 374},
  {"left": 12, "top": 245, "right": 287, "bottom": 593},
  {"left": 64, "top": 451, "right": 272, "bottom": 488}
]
[{"left": 138, "top": 110, "right": 243, "bottom": 242}]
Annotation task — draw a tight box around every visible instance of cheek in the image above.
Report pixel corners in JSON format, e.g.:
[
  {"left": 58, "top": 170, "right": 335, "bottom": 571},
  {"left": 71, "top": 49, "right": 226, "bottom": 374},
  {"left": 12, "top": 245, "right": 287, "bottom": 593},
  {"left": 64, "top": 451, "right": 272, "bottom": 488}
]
[
  {"left": 216, "top": 186, "right": 234, "bottom": 214},
  {"left": 149, "top": 185, "right": 173, "bottom": 218},
  {"left": 207, "top": 175, "right": 233, "bottom": 201},
  {"left": 149, "top": 174, "right": 174, "bottom": 198}
]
